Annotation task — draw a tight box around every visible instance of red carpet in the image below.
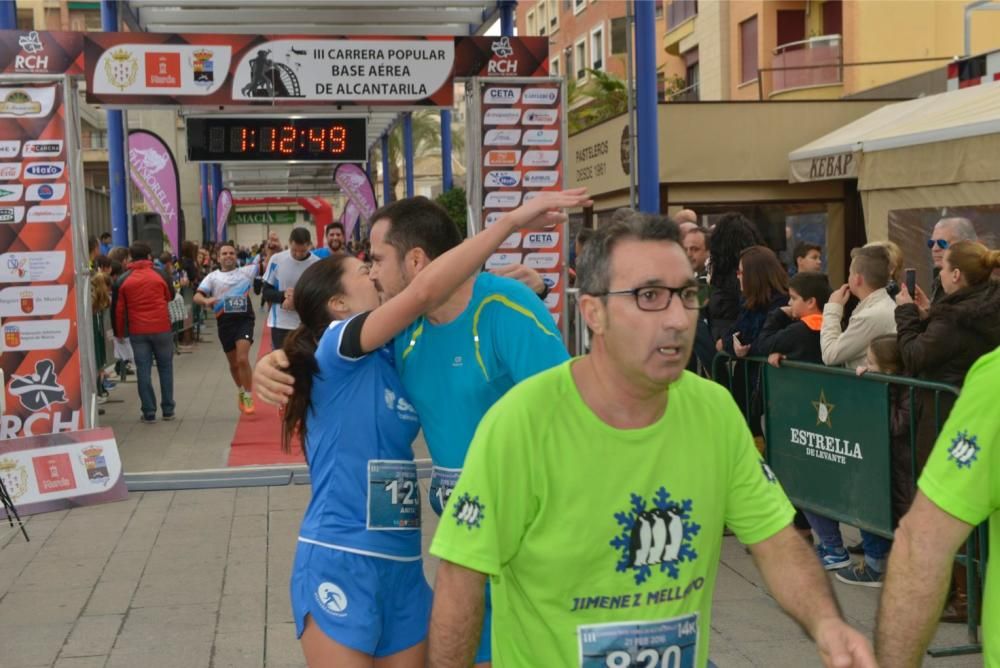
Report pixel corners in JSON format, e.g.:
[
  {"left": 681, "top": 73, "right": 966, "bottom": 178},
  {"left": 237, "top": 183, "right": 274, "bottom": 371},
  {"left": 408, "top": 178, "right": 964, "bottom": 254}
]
[{"left": 227, "top": 325, "right": 305, "bottom": 467}]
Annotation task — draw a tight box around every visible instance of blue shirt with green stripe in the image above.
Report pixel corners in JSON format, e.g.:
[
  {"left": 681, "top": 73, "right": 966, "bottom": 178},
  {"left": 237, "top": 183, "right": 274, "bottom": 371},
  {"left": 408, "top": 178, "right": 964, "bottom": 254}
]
[{"left": 394, "top": 272, "right": 568, "bottom": 470}]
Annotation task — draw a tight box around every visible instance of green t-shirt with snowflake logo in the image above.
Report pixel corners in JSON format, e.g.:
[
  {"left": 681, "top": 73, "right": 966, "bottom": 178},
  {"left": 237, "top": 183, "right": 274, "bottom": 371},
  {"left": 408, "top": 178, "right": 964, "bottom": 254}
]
[
  {"left": 918, "top": 346, "right": 999, "bottom": 667},
  {"left": 430, "top": 360, "right": 795, "bottom": 667}
]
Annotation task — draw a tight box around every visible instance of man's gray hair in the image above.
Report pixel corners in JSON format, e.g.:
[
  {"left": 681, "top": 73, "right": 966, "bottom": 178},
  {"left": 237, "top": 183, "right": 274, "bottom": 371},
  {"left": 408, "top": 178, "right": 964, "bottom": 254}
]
[
  {"left": 577, "top": 211, "right": 681, "bottom": 296},
  {"left": 936, "top": 217, "right": 977, "bottom": 242}
]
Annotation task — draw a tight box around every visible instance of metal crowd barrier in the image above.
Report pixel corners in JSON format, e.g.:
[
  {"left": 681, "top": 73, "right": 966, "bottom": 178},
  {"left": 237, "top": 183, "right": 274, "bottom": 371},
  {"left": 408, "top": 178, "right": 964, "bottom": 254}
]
[{"left": 711, "top": 352, "right": 985, "bottom": 657}]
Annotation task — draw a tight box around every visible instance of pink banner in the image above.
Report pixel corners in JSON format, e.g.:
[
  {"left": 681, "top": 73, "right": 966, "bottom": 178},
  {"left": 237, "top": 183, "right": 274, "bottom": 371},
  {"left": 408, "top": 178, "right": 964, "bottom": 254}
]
[
  {"left": 216, "top": 188, "right": 233, "bottom": 242},
  {"left": 127, "top": 130, "right": 180, "bottom": 252},
  {"left": 334, "top": 164, "right": 377, "bottom": 235},
  {"left": 341, "top": 200, "right": 360, "bottom": 241}
]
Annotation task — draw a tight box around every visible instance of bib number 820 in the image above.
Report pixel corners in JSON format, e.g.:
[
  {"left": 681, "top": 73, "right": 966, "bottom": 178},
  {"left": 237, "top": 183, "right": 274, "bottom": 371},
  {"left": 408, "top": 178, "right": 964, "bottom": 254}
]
[{"left": 605, "top": 647, "right": 682, "bottom": 668}]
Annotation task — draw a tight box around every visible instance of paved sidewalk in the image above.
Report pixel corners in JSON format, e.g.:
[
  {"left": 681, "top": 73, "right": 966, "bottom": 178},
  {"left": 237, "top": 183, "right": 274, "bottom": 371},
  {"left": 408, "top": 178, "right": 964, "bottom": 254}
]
[{"left": 1, "top": 317, "right": 983, "bottom": 667}]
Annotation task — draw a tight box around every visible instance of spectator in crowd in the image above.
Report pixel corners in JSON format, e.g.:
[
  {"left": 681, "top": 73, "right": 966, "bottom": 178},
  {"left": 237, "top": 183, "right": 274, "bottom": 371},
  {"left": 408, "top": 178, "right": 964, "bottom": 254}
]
[
  {"left": 262, "top": 227, "right": 322, "bottom": 350},
  {"left": 99, "top": 232, "right": 112, "bottom": 255},
  {"left": 875, "top": 346, "right": 999, "bottom": 666},
  {"left": 313, "top": 222, "right": 346, "bottom": 259},
  {"left": 723, "top": 245, "right": 789, "bottom": 358},
  {"left": 707, "top": 212, "right": 764, "bottom": 341},
  {"left": 820, "top": 245, "right": 896, "bottom": 370},
  {"left": 927, "top": 217, "right": 977, "bottom": 303},
  {"left": 91, "top": 270, "right": 112, "bottom": 403},
  {"left": 108, "top": 246, "right": 130, "bottom": 266},
  {"left": 673, "top": 207, "right": 698, "bottom": 231},
  {"left": 682, "top": 226, "right": 709, "bottom": 279},
  {"left": 793, "top": 241, "right": 823, "bottom": 275},
  {"left": 111, "top": 242, "right": 176, "bottom": 423},
  {"left": 761, "top": 271, "right": 830, "bottom": 368},
  {"left": 866, "top": 240, "right": 903, "bottom": 299},
  {"left": 88, "top": 236, "right": 100, "bottom": 268},
  {"left": 568, "top": 227, "right": 593, "bottom": 287}
]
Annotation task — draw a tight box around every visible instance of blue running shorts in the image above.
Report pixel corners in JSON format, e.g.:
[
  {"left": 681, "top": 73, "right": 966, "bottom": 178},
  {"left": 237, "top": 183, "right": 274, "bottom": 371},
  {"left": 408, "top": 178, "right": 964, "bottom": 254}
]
[{"left": 290, "top": 541, "right": 432, "bottom": 657}]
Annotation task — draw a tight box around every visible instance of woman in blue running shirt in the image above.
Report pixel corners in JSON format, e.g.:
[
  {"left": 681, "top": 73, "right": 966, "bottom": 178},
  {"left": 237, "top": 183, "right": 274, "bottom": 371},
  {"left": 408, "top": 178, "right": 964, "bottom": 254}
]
[{"left": 280, "top": 189, "right": 589, "bottom": 667}]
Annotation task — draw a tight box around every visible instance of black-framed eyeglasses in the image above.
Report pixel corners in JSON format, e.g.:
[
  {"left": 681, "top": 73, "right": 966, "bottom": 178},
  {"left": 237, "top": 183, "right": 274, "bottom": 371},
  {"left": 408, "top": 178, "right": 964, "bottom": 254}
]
[
  {"left": 927, "top": 239, "right": 949, "bottom": 250},
  {"left": 596, "top": 284, "right": 709, "bottom": 311}
]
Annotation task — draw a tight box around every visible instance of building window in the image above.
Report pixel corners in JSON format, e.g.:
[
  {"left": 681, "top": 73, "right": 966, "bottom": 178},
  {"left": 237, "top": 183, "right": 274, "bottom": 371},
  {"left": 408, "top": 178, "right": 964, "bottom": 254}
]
[
  {"left": 537, "top": 2, "right": 547, "bottom": 35},
  {"left": 610, "top": 16, "right": 628, "bottom": 55},
  {"left": 574, "top": 0, "right": 586, "bottom": 15},
  {"left": 683, "top": 47, "right": 699, "bottom": 100},
  {"left": 550, "top": 56, "right": 561, "bottom": 77},
  {"left": 590, "top": 26, "right": 604, "bottom": 71},
  {"left": 667, "top": 0, "right": 698, "bottom": 30},
  {"left": 740, "top": 15, "right": 759, "bottom": 84},
  {"left": 526, "top": 9, "right": 536, "bottom": 35},
  {"left": 574, "top": 38, "right": 587, "bottom": 80},
  {"left": 655, "top": 0, "right": 664, "bottom": 18},
  {"left": 549, "top": 0, "right": 559, "bottom": 33}
]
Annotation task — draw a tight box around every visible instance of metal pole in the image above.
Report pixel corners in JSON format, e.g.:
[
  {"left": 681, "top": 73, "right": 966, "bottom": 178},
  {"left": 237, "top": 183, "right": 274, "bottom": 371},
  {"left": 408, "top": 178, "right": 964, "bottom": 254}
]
[
  {"left": 199, "top": 164, "right": 210, "bottom": 242},
  {"left": 381, "top": 133, "right": 391, "bottom": 205},
  {"left": 212, "top": 164, "right": 225, "bottom": 242},
  {"left": 624, "top": 0, "right": 637, "bottom": 210},
  {"left": 499, "top": 0, "right": 516, "bottom": 37},
  {"left": 633, "top": 0, "right": 660, "bottom": 213},
  {"left": 440, "top": 109, "right": 453, "bottom": 193},
  {"left": 206, "top": 169, "right": 217, "bottom": 242},
  {"left": 0, "top": 1, "right": 17, "bottom": 29},
  {"left": 101, "top": 0, "right": 130, "bottom": 247},
  {"left": 403, "top": 112, "right": 414, "bottom": 199}
]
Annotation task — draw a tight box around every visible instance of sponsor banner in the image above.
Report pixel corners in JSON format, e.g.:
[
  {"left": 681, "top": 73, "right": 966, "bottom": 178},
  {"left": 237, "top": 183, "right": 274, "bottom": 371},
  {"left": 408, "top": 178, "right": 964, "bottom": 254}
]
[
  {"left": 0, "top": 184, "right": 22, "bottom": 201},
  {"left": 484, "top": 170, "right": 521, "bottom": 188},
  {"left": 0, "top": 205, "right": 25, "bottom": 223},
  {"left": 25, "top": 183, "right": 66, "bottom": 202},
  {"left": 522, "top": 150, "right": 560, "bottom": 167},
  {"left": 0, "top": 162, "right": 21, "bottom": 179},
  {"left": 0, "top": 86, "right": 55, "bottom": 117},
  {"left": 23, "top": 161, "right": 64, "bottom": 179},
  {"left": 2, "top": 319, "right": 70, "bottom": 351},
  {"left": 484, "top": 150, "right": 521, "bottom": 167},
  {"left": 484, "top": 212, "right": 504, "bottom": 228},
  {"left": 523, "top": 87, "right": 559, "bottom": 105},
  {"left": 128, "top": 130, "right": 181, "bottom": 252},
  {"left": 499, "top": 231, "right": 522, "bottom": 249},
  {"left": 0, "top": 30, "right": 85, "bottom": 76},
  {"left": 0, "top": 251, "right": 66, "bottom": 283},
  {"left": 523, "top": 231, "right": 560, "bottom": 249},
  {"left": 334, "top": 164, "right": 378, "bottom": 236},
  {"left": 0, "top": 285, "right": 68, "bottom": 317},
  {"left": 484, "top": 129, "right": 521, "bottom": 146},
  {"left": 22, "top": 139, "right": 62, "bottom": 157},
  {"left": 25, "top": 204, "right": 67, "bottom": 223},
  {"left": 484, "top": 190, "right": 522, "bottom": 208},
  {"left": 215, "top": 188, "right": 233, "bottom": 241},
  {"left": 524, "top": 252, "right": 560, "bottom": 269},
  {"left": 0, "top": 428, "right": 127, "bottom": 517},
  {"left": 522, "top": 108, "right": 559, "bottom": 125},
  {"left": 483, "top": 108, "right": 522, "bottom": 125},
  {"left": 0, "top": 140, "right": 19, "bottom": 157},
  {"left": 543, "top": 292, "right": 560, "bottom": 309},
  {"left": 484, "top": 87, "right": 521, "bottom": 105},
  {"left": 231, "top": 210, "right": 296, "bottom": 225},
  {"left": 522, "top": 129, "right": 559, "bottom": 146},
  {"left": 86, "top": 34, "right": 548, "bottom": 107},
  {"left": 485, "top": 252, "right": 523, "bottom": 269},
  {"left": 523, "top": 170, "right": 560, "bottom": 188}
]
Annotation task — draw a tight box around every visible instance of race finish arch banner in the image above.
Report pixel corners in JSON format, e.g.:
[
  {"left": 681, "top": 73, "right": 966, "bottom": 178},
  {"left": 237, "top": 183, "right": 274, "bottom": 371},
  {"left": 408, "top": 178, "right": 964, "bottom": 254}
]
[
  {"left": 83, "top": 34, "right": 549, "bottom": 107},
  {"left": 0, "top": 79, "right": 95, "bottom": 441},
  {"left": 467, "top": 77, "right": 568, "bottom": 334}
]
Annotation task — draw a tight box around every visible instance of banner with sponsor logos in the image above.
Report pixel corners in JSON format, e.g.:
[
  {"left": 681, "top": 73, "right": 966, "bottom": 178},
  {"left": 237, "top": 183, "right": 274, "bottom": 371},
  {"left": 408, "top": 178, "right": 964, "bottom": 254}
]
[
  {"left": 334, "top": 163, "right": 378, "bottom": 238},
  {"left": 0, "top": 82, "right": 84, "bottom": 440},
  {"left": 0, "top": 427, "right": 127, "bottom": 518},
  {"left": 470, "top": 77, "right": 567, "bottom": 330},
  {"left": 128, "top": 129, "right": 182, "bottom": 253},
  {"left": 83, "top": 33, "right": 548, "bottom": 107},
  {"left": 216, "top": 188, "right": 233, "bottom": 242},
  {"left": 0, "top": 30, "right": 84, "bottom": 77}
]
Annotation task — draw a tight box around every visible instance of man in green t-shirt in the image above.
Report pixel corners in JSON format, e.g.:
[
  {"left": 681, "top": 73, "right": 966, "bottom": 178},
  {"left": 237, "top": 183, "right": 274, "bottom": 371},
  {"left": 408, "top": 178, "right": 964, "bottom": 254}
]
[
  {"left": 428, "top": 212, "right": 876, "bottom": 668},
  {"left": 876, "top": 345, "right": 998, "bottom": 666}
]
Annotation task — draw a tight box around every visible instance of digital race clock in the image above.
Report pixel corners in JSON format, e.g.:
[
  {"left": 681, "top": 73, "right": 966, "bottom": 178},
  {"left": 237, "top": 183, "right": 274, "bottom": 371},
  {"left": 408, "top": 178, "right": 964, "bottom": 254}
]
[{"left": 186, "top": 116, "right": 367, "bottom": 162}]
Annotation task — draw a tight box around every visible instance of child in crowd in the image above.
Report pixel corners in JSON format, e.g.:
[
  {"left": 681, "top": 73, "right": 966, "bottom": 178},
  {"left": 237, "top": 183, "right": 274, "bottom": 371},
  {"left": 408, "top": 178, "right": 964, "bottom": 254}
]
[{"left": 760, "top": 271, "right": 831, "bottom": 367}]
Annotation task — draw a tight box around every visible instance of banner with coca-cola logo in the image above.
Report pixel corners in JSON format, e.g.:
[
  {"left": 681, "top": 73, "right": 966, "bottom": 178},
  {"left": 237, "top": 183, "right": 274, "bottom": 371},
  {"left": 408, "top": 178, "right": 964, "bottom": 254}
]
[{"left": 128, "top": 129, "right": 181, "bottom": 252}]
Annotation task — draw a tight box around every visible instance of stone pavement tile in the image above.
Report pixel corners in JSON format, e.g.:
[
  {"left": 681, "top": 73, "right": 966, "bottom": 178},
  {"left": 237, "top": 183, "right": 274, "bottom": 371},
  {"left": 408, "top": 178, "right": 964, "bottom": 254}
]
[
  {"left": 60, "top": 613, "right": 124, "bottom": 658},
  {"left": 41, "top": 535, "right": 119, "bottom": 563},
  {"left": 264, "top": 622, "right": 306, "bottom": 668},
  {"left": 110, "top": 602, "right": 216, "bottom": 654},
  {"left": 98, "top": 550, "right": 149, "bottom": 584},
  {"left": 130, "top": 567, "right": 225, "bottom": 608},
  {"left": 738, "top": 637, "right": 825, "bottom": 667},
  {"left": 169, "top": 488, "right": 236, "bottom": 508},
  {"left": 0, "top": 621, "right": 73, "bottom": 667},
  {"left": 84, "top": 580, "right": 138, "bottom": 616},
  {"left": 9, "top": 557, "right": 108, "bottom": 593},
  {"left": 266, "top": 584, "right": 294, "bottom": 624},
  {"left": 223, "top": 538, "right": 267, "bottom": 595},
  {"left": 231, "top": 514, "right": 267, "bottom": 539},
  {"left": 53, "top": 656, "right": 109, "bottom": 668},
  {"left": 234, "top": 487, "right": 268, "bottom": 517},
  {"left": 831, "top": 575, "right": 881, "bottom": 626},
  {"left": 0, "top": 539, "right": 49, "bottom": 594},
  {"left": 217, "top": 592, "right": 266, "bottom": 633},
  {"left": 710, "top": 595, "right": 808, "bottom": 644},
  {"left": 712, "top": 562, "right": 768, "bottom": 601},
  {"left": 0, "top": 586, "right": 92, "bottom": 625},
  {"left": 707, "top": 632, "right": 754, "bottom": 667},
  {"left": 212, "top": 630, "right": 264, "bottom": 668},
  {"left": 267, "top": 485, "right": 311, "bottom": 512}
]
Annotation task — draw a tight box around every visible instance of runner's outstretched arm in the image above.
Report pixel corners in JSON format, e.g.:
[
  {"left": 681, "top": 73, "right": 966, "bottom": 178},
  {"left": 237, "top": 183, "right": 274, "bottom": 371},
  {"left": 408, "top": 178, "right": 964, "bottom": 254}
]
[
  {"left": 875, "top": 492, "right": 971, "bottom": 667},
  {"left": 749, "top": 525, "right": 877, "bottom": 668},
  {"left": 357, "top": 188, "right": 590, "bottom": 354},
  {"left": 428, "top": 560, "right": 487, "bottom": 668}
]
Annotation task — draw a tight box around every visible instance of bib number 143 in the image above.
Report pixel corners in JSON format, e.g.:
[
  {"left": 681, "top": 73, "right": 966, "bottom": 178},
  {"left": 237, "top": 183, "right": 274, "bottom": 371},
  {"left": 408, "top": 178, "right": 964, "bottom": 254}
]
[{"left": 578, "top": 614, "right": 698, "bottom": 668}]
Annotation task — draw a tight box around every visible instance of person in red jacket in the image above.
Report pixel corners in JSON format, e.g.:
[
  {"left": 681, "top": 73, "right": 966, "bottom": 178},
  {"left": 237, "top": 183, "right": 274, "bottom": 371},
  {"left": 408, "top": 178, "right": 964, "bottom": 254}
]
[{"left": 112, "top": 242, "right": 176, "bottom": 423}]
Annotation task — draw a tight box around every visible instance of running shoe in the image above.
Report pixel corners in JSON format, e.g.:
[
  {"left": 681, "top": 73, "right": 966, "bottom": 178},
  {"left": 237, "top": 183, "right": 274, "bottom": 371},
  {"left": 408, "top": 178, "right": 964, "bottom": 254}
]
[
  {"left": 835, "top": 562, "right": 884, "bottom": 588},
  {"left": 238, "top": 391, "right": 256, "bottom": 415},
  {"left": 816, "top": 544, "right": 851, "bottom": 570},
  {"left": 140, "top": 414, "right": 157, "bottom": 424},
  {"left": 102, "top": 378, "right": 117, "bottom": 391},
  {"left": 162, "top": 413, "right": 176, "bottom": 421}
]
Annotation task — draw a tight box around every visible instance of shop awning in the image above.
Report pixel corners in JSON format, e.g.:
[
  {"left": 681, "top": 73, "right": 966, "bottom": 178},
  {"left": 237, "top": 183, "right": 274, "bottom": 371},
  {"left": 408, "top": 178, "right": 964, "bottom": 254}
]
[{"left": 789, "top": 81, "right": 1000, "bottom": 183}]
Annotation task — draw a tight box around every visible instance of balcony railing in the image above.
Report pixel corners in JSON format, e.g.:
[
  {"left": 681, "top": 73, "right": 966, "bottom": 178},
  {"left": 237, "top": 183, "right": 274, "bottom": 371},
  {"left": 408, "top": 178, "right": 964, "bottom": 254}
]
[{"left": 771, "top": 35, "right": 842, "bottom": 94}]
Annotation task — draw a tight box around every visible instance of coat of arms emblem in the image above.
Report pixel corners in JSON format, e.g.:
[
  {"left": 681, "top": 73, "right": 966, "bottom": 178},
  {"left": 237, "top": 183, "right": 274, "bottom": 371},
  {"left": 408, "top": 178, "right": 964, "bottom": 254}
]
[
  {"left": 80, "top": 446, "right": 110, "bottom": 485},
  {"left": 0, "top": 457, "right": 29, "bottom": 501},
  {"left": 105, "top": 48, "right": 138, "bottom": 91}
]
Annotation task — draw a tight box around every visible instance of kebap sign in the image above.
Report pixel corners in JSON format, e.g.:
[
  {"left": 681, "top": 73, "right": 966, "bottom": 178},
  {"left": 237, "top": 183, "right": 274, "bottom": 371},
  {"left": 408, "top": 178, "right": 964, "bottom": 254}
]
[{"left": 84, "top": 33, "right": 549, "bottom": 107}]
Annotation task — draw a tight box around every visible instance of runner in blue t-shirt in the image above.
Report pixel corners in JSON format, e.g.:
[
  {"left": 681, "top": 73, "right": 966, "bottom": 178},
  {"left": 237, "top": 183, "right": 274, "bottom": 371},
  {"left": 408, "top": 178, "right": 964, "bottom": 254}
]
[{"left": 276, "top": 190, "right": 589, "bottom": 666}]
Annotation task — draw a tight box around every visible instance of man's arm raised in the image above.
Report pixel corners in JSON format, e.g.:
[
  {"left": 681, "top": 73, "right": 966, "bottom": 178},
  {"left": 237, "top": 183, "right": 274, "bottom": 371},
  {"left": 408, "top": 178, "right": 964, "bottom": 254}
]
[
  {"left": 749, "top": 525, "right": 877, "bottom": 668},
  {"left": 428, "top": 561, "right": 487, "bottom": 668}
]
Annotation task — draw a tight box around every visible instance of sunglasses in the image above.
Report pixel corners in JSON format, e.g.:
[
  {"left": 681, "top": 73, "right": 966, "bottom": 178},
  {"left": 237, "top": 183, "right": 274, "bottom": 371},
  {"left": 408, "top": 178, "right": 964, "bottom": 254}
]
[{"left": 926, "top": 239, "right": 949, "bottom": 250}]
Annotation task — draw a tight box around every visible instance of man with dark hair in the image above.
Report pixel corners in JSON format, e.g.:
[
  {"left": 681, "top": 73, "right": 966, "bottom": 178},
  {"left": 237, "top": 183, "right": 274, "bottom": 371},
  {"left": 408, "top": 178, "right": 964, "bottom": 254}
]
[
  {"left": 99, "top": 232, "right": 112, "bottom": 255},
  {"left": 428, "top": 214, "right": 875, "bottom": 667},
  {"left": 313, "top": 221, "right": 346, "bottom": 259},
  {"left": 111, "top": 242, "right": 176, "bottom": 423},
  {"left": 194, "top": 242, "right": 260, "bottom": 414},
  {"left": 794, "top": 241, "right": 823, "bottom": 274},
  {"left": 682, "top": 226, "right": 709, "bottom": 278},
  {"left": 262, "top": 227, "right": 321, "bottom": 350}
]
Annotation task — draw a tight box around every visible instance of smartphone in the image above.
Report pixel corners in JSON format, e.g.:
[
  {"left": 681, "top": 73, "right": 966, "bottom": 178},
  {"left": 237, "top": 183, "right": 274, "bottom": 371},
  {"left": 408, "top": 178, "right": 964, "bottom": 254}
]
[{"left": 904, "top": 268, "right": 916, "bottom": 296}]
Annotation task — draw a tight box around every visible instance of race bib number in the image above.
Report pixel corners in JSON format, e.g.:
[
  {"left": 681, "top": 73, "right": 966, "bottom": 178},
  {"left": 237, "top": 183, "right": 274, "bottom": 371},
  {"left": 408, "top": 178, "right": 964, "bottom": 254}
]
[
  {"left": 221, "top": 295, "right": 248, "bottom": 313},
  {"left": 578, "top": 614, "right": 699, "bottom": 668},
  {"left": 429, "top": 466, "right": 462, "bottom": 517},
  {"left": 367, "top": 460, "right": 420, "bottom": 530}
]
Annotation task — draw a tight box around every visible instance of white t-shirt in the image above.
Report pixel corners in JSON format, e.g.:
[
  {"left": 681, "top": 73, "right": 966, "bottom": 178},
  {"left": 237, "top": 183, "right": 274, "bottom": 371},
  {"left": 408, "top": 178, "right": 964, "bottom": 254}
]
[
  {"left": 262, "top": 250, "right": 321, "bottom": 330},
  {"left": 196, "top": 264, "right": 259, "bottom": 318}
]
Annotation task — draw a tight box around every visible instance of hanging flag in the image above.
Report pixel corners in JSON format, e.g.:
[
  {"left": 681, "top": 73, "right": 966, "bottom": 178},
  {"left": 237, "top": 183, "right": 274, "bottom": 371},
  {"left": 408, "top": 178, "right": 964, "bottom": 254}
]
[
  {"left": 127, "top": 130, "right": 181, "bottom": 251},
  {"left": 341, "top": 199, "right": 360, "bottom": 241},
  {"left": 334, "top": 164, "right": 378, "bottom": 237},
  {"left": 216, "top": 188, "right": 233, "bottom": 242}
]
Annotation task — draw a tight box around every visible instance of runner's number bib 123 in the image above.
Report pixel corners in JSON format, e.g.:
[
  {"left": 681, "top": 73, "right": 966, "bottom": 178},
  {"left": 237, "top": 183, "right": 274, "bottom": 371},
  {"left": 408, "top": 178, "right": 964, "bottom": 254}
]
[
  {"left": 577, "top": 614, "right": 699, "bottom": 668},
  {"left": 367, "top": 460, "right": 421, "bottom": 530}
]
